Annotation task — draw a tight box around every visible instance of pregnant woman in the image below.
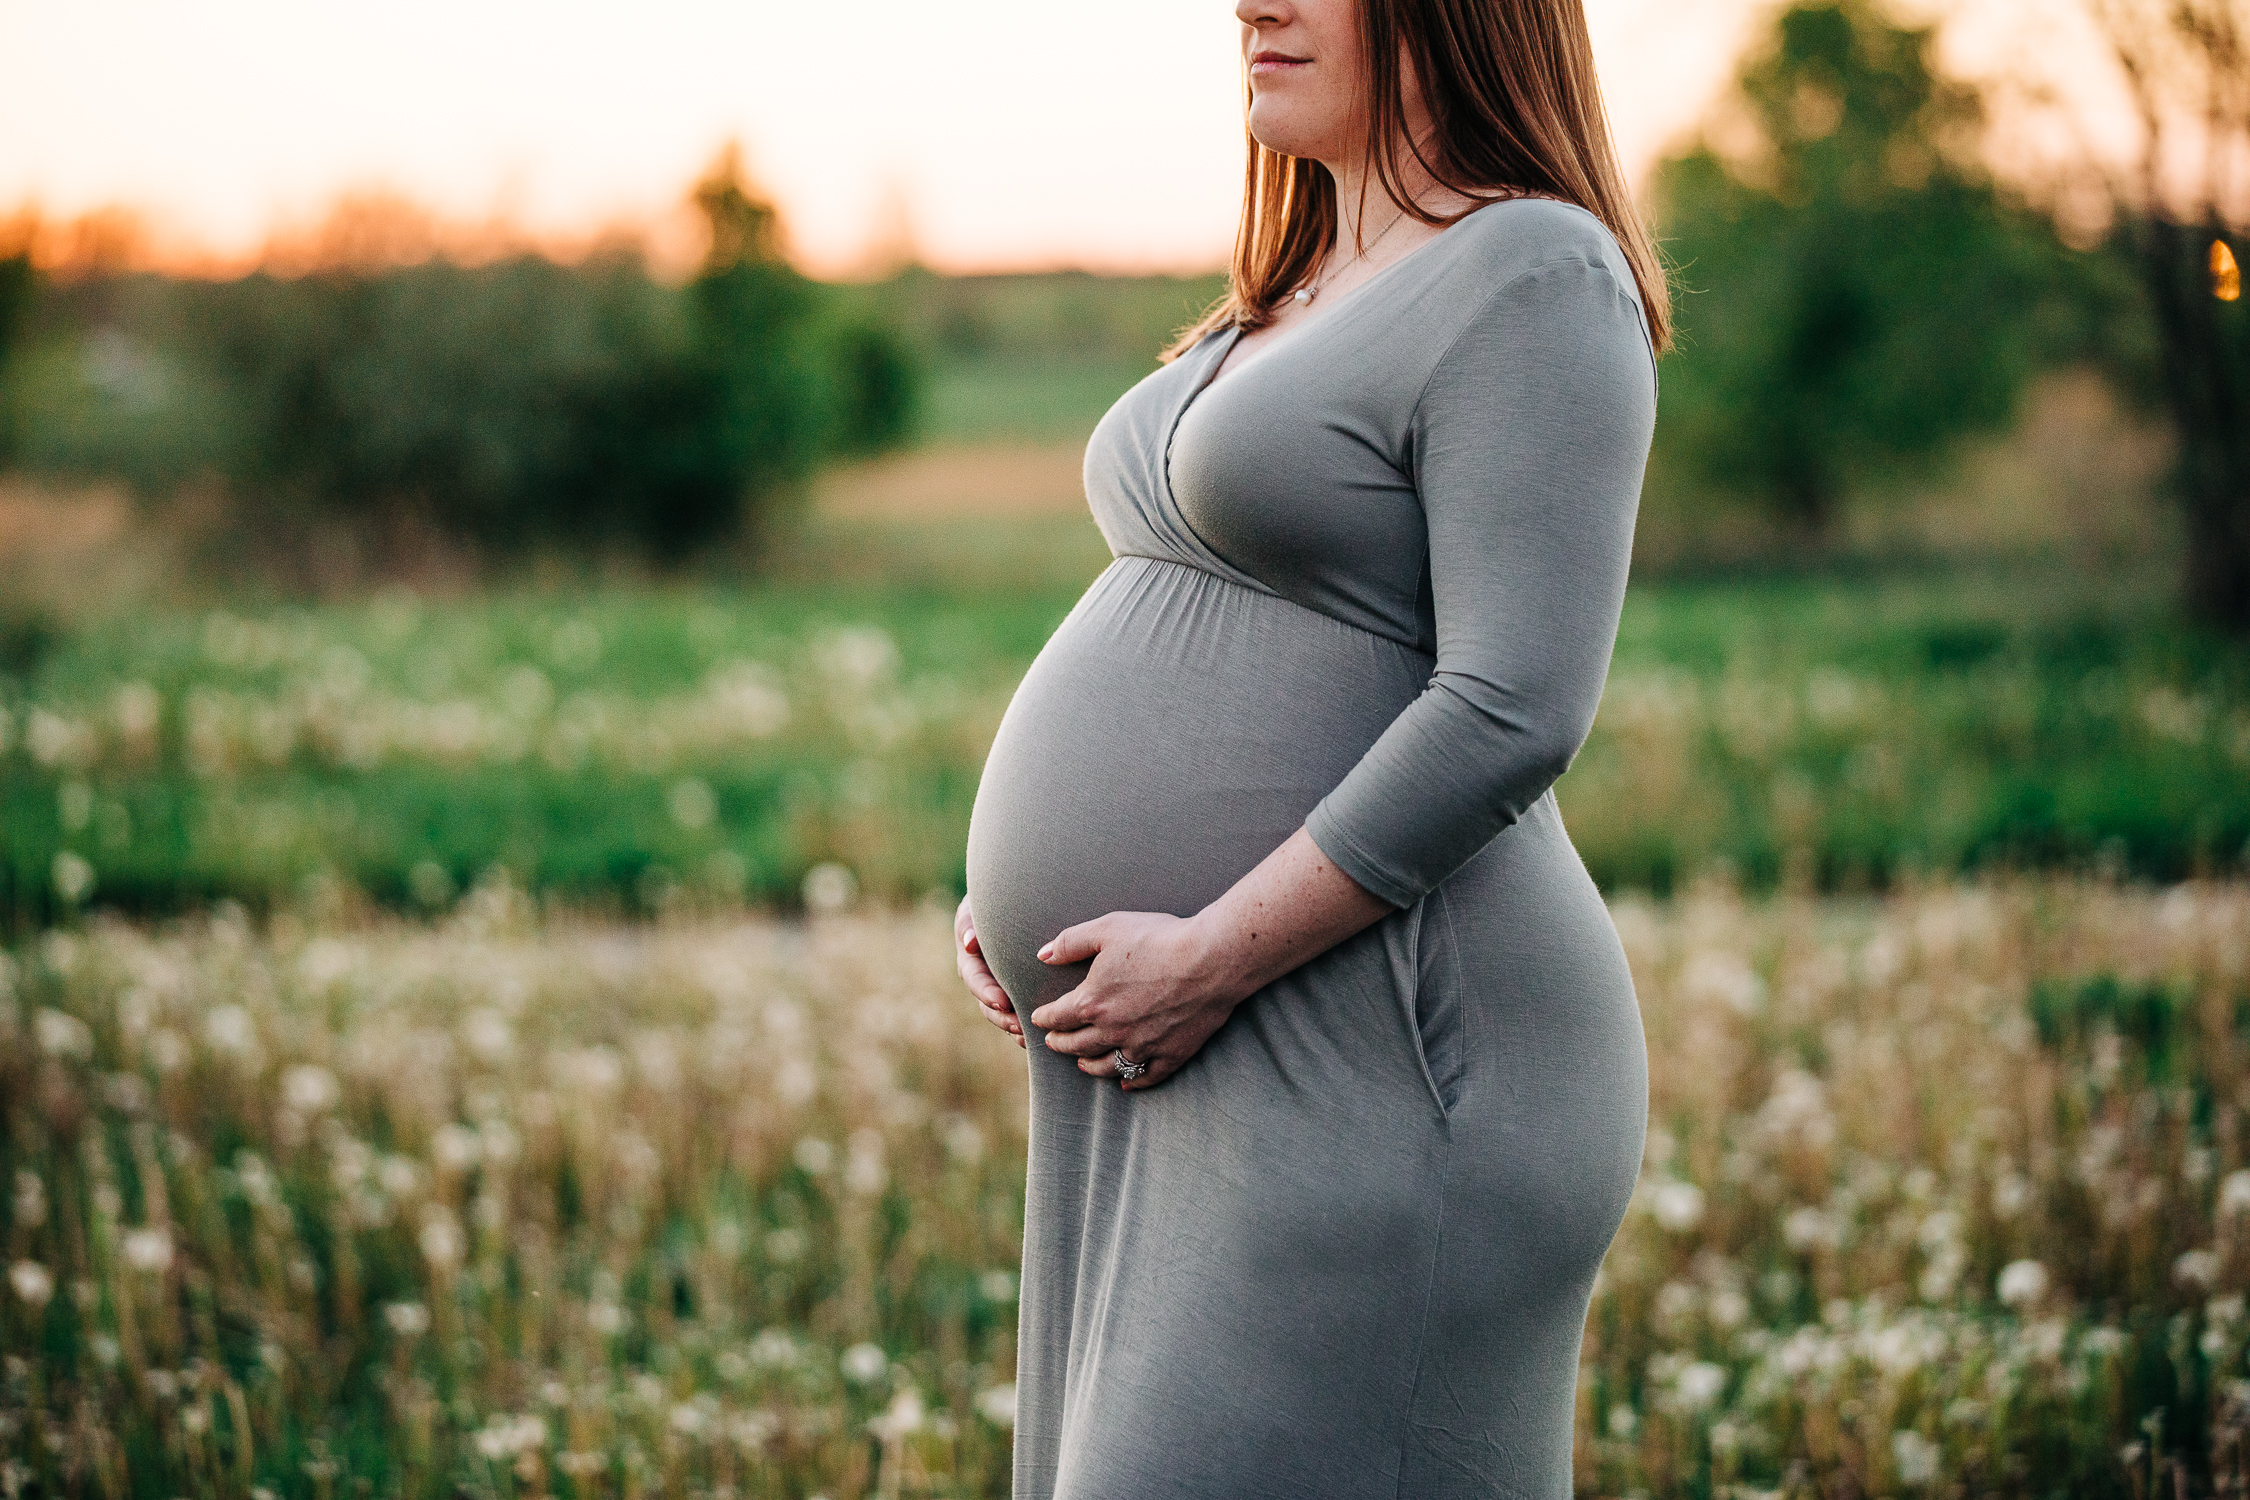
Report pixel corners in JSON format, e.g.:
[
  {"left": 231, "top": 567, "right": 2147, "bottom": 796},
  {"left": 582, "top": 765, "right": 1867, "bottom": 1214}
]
[{"left": 955, "top": 0, "right": 1667, "bottom": 1493}]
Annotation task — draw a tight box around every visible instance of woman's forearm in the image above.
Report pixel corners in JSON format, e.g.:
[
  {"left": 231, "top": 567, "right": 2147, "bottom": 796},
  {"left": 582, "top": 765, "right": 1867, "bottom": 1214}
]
[{"left": 1188, "top": 826, "right": 1395, "bottom": 1006}]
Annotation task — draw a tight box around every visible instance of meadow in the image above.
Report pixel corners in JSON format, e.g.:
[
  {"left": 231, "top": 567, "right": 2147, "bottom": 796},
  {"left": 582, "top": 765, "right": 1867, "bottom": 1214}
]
[
  {"left": 5, "top": 266, "right": 2248, "bottom": 1498},
  {"left": 3, "top": 536, "right": 2246, "bottom": 935},
  {"left": 8, "top": 876, "right": 2250, "bottom": 1498}
]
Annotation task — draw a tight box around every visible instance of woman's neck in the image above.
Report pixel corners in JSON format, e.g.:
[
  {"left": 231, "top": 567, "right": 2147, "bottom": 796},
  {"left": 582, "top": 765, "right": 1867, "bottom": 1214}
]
[{"left": 1322, "top": 143, "right": 1481, "bottom": 261}]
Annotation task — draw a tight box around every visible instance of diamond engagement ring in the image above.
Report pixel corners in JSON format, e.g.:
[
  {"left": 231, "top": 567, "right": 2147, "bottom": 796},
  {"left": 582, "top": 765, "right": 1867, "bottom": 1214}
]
[{"left": 1112, "top": 1050, "right": 1150, "bottom": 1082}]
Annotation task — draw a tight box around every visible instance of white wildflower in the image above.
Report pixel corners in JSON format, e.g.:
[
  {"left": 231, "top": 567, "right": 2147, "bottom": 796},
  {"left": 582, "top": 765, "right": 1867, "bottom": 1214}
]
[
  {"left": 2175, "top": 1248, "right": 2223, "bottom": 1292},
  {"left": 1892, "top": 1429, "right": 1941, "bottom": 1486},
  {"left": 473, "top": 1414, "right": 545, "bottom": 1460},
  {"left": 120, "top": 1226, "right": 173, "bottom": 1274},
  {"left": 803, "top": 863, "right": 858, "bottom": 914},
  {"left": 668, "top": 778, "right": 718, "bottom": 830},
  {"left": 1672, "top": 1360, "right": 1728, "bottom": 1412},
  {"left": 383, "top": 1302, "right": 430, "bottom": 1336},
  {"left": 51, "top": 851, "right": 95, "bottom": 905},
  {"left": 942, "top": 1115, "right": 985, "bottom": 1163},
  {"left": 844, "top": 1129, "right": 888, "bottom": 1196},
  {"left": 431, "top": 1123, "right": 483, "bottom": 1173},
  {"left": 13, "top": 1172, "right": 47, "bottom": 1229},
  {"left": 980, "top": 1269, "right": 1018, "bottom": 1304},
  {"left": 1997, "top": 1259, "right": 2050, "bottom": 1309},
  {"left": 586, "top": 1302, "right": 625, "bottom": 1335},
  {"left": 461, "top": 1009, "right": 513, "bottom": 1063},
  {"left": 281, "top": 1064, "right": 340, "bottom": 1113},
  {"left": 840, "top": 1342, "right": 888, "bottom": 1385},
  {"left": 33, "top": 1009, "right": 92, "bottom": 1060},
  {"left": 976, "top": 1383, "right": 1018, "bottom": 1428},
  {"left": 204, "top": 1005, "right": 256, "bottom": 1056},
  {"left": 1650, "top": 1180, "right": 1706, "bottom": 1232},
  {"left": 1784, "top": 1205, "right": 1842, "bottom": 1253},
  {"left": 9, "top": 1261, "right": 54, "bottom": 1307},
  {"left": 2221, "top": 1170, "right": 2250, "bottom": 1218},
  {"left": 869, "top": 1388, "right": 924, "bottom": 1442},
  {"left": 1683, "top": 950, "right": 1764, "bottom": 1015},
  {"left": 418, "top": 1212, "right": 464, "bottom": 1268},
  {"left": 793, "top": 1137, "right": 835, "bottom": 1175},
  {"left": 749, "top": 1328, "right": 798, "bottom": 1367}
]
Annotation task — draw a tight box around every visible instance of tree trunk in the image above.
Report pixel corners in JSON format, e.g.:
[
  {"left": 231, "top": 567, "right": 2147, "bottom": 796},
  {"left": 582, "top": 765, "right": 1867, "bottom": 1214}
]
[{"left": 2132, "top": 222, "right": 2250, "bottom": 627}]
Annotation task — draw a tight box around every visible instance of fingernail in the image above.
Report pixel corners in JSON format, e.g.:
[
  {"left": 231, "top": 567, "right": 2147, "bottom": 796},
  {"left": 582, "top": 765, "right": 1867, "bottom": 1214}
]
[{"left": 1037, "top": 943, "right": 1054, "bottom": 961}]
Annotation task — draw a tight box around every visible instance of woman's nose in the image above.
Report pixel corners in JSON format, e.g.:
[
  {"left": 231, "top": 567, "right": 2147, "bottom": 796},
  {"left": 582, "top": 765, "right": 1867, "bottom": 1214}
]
[{"left": 1236, "top": 0, "right": 1291, "bottom": 28}]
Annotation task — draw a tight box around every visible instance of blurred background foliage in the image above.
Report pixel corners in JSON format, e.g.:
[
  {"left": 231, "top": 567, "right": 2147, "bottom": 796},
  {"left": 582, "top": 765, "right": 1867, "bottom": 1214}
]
[
  {"left": 0, "top": 150, "right": 920, "bottom": 573},
  {"left": 0, "top": 0, "right": 2243, "bottom": 931},
  {"left": 1647, "top": 0, "right": 2105, "bottom": 532}
]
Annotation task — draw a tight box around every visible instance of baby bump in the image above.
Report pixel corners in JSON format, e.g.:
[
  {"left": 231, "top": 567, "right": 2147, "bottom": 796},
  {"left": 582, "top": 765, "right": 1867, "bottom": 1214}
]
[{"left": 966, "top": 556, "right": 1432, "bottom": 1012}]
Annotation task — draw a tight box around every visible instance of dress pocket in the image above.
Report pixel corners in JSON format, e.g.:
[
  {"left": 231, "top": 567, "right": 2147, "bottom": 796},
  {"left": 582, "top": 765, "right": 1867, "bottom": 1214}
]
[
  {"left": 1409, "top": 889, "right": 1467, "bottom": 1115},
  {"left": 1383, "top": 897, "right": 1465, "bottom": 1118}
]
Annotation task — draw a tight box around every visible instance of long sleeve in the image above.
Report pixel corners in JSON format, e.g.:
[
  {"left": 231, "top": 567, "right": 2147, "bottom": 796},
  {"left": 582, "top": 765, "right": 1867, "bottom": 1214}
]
[{"left": 1304, "top": 253, "right": 1657, "bottom": 909}]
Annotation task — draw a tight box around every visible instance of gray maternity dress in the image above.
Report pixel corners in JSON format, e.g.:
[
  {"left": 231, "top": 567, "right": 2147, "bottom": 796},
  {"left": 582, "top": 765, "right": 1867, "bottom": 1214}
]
[{"left": 964, "top": 198, "right": 1657, "bottom": 1499}]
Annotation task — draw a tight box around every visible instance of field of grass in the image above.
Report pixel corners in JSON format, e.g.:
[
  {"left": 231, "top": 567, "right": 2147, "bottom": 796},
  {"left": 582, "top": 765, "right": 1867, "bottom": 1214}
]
[
  {"left": 8, "top": 877, "right": 2250, "bottom": 1497},
  {"left": 2, "top": 533, "right": 2246, "bottom": 933}
]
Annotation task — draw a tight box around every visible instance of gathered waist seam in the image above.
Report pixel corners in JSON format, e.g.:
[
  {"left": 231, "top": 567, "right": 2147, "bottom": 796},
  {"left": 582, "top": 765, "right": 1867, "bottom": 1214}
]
[{"left": 1103, "top": 551, "right": 1431, "bottom": 658}]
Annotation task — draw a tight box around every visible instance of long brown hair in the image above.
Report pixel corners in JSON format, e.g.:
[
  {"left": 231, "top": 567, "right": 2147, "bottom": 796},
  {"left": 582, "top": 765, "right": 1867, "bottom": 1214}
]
[{"left": 1167, "top": 0, "right": 1670, "bottom": 358}]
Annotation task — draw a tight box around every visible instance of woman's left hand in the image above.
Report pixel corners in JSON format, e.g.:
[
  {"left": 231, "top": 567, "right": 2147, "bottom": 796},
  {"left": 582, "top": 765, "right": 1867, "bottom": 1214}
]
[{"left": 1029, "top": 911, "right": 1242, "bottom": 1091}]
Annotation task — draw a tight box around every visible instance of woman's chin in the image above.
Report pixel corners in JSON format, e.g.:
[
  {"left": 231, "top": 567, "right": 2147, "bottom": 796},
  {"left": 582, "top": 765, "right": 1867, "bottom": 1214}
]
[{"left": 1244, "top": 107, "right": 1337, "bottom": 163}]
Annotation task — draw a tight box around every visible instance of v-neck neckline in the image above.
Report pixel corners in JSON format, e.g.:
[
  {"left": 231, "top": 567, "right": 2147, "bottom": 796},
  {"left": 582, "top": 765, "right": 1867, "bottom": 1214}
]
[{"left": 1187, "top": 198, "right": 1498, "bottom": 411}]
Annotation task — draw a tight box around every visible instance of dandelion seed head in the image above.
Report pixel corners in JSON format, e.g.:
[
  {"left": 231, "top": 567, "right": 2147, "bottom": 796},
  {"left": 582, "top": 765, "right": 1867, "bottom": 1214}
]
[
  {"left": 976, "top": 1382, "right": 1018, "bottom": 1428},
  {"left": 1650, "top": 1180, "right": 1706, "bottom": 1232},
  {"left": 7, "top": 1262, "right": 53, "bottom": 1308},
  {"left": 2175, "top": 1248, "right": 2222, "bottom": 1292},
  {"left": 418, "top": 1212, "right": 464, "bottom": 1268},
  {"left": 204, "top": 1005, "right": 256, "bottom": 1056},
  {"left": 33, "top": 1009, "right": 93, "bottom": 1061},
  {"left": 281, "top": 1064, "right": 340, "bottom": 1113},
  {"left": 1891, "top": 1429, "right": 1940, "bottom": 1486},
  {"left": 844, "top": 1129, "right": 888, "bottom": 1196},
  {"left": 1997, "top": 1259, "right": 2049, "bottom": 1309},
  {"left": 2221, "top": 1170, "right": 2250, "bottom": 1219},
  {"left": 383, "top": 1302, "right": 430, "bottom": 1336},
  {"left": 462, "top": 1009, "right": 513, "bottom": 1063},
  {"left": 803, "top": 863, "right": 858, "bottom": 915},
  {"left": 51, "top": 851, "right": 96, "bottom": 905},
  {"left": 840, "top": 1342, "right": 888, "bottom": 1385},
  {"left": 120, "top": 1226, "right": 173, "bottom": 1274},
  {"left": 1671, "top": 1360, "right": 1728, "bottom": 1411},
  {"left": 13, "top": 1173, "right": 48, "bottom": 1229}
]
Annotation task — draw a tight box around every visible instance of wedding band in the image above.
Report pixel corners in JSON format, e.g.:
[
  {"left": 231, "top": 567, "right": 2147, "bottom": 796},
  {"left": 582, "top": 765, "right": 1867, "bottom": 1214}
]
[{"left": 1112, "top": 1050, "right": 1150, "bottom": 1082}]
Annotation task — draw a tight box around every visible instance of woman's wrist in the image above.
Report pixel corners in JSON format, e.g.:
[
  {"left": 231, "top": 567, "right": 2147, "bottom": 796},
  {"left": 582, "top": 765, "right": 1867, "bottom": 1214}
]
[{"left": 1183, "top": 909, "right": 1264, "bottom": 1010}]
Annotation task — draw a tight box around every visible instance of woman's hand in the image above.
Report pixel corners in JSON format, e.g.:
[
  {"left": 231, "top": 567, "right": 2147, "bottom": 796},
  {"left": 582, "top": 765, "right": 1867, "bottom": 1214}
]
[
  {"left": 1025, "top": 828, "right": 1394, "bottom": 1091},
  {"left": 1029, "top": 911, "right": 1243, "bottom": 1091},
  {"left": 955, "top": 895, "right": 1024, "bottom": 1048}
]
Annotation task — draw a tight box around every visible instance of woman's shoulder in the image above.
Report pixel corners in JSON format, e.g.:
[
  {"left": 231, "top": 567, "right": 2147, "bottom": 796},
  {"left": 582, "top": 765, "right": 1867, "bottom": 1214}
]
[{"left": 1439, "top": 195, "right": 1636, "bottom": 298}]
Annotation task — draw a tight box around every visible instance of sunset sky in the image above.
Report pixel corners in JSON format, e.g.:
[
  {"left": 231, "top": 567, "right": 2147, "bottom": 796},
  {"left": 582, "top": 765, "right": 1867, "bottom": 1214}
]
[{"left": 0, "top": 0, "right": 2115, "bottom": 277}]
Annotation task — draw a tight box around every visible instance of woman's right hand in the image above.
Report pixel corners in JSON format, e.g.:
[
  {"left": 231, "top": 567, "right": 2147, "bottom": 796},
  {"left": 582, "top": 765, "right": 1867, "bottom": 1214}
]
[{"left": 956, "top": 895, "right": 1025, "bottom": 1047}]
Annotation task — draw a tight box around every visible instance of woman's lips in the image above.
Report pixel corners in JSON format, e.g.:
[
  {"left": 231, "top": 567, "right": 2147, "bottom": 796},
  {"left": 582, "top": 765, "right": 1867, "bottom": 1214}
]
[{"left": 1248, "top": 51, "right": 1311, "bottom": 75}]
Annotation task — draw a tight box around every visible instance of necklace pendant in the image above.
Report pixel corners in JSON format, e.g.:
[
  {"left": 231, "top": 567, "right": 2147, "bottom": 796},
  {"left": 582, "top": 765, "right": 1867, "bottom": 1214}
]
[{"left": 1291, "top": 286, "right": 1316, "bottom": 305}]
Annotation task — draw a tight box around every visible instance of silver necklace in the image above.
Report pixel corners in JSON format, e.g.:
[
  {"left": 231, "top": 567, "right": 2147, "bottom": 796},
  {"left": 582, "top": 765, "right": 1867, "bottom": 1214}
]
[{"left": 1289, "top": 208, "right": 1411, "bottom": 306}]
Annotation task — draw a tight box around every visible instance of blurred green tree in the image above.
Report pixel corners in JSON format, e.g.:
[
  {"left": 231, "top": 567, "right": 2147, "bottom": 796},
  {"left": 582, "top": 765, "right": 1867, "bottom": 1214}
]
[
  {"left": 0, "top": 243, "right": 32, "bottom": 462},
  {"left": 2, "top": 149, "right": 919, "bottom": 572},
  {"left": 1652, "top": 0, "right": 2073, "bottom": 530}
]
